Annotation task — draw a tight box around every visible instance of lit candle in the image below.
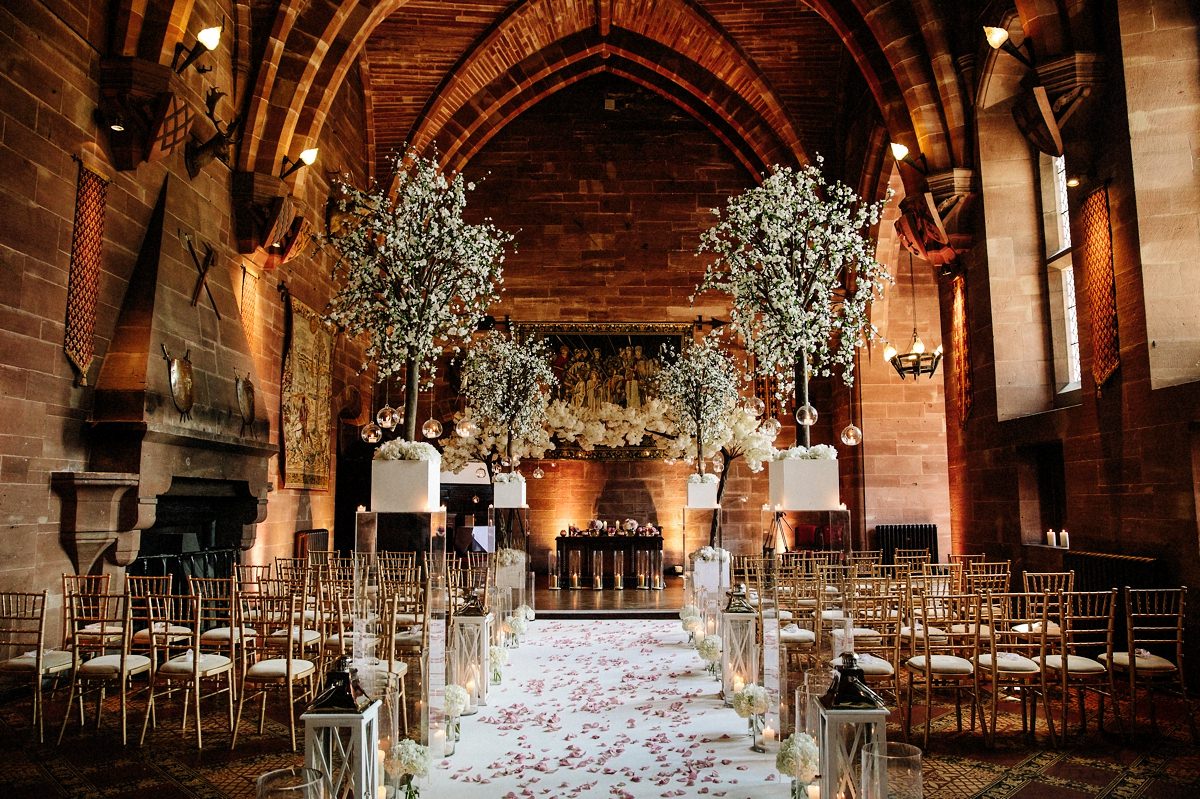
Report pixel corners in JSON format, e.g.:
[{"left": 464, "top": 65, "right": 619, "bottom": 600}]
[
  {"left": 1059, "top": 530, "right": 1070, "bottom": 548},
  {"left": 762, "top": 725, "right": 776, "bottom": 743},
  {"left": 732, "top": 675, "right": 745, "bottom": 694},
  {"left": 807, "top": 785, "right": 820, "bottom": 799},
  {"left": 1045, "top": 529, "right": 1057, "bottom": 547},
  {"left": 466, "top": 677, "right": 477, "bottom": 710},
  {"left": 377, "top": 748, "right": 387, "bottom": 786},
  {"left": 376, "top": 787, "right": 388, "bottom": 799}
]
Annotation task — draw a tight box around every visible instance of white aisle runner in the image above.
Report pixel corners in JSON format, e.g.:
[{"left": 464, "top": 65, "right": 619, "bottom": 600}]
[{"left": 426, "top": 619, "right": 783, "bottom": 799}]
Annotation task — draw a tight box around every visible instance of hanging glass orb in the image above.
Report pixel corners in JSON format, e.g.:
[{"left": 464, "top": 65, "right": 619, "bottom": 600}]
[
  {"left": 795, "top": 403, "right": 819, "bottom": 426},
  {"left": 711, "top": 458, "right": 724, "bottom": 474},
  {"left": 376, "top": 404, "right": 400, "bottom": 430},
  {"left": 749, "top": 397, "right": 766, "bottom": 416},
  {"left": 422, "top": 418, "right": 443, "bottom": 439},
  {"left": 663, "top": 458, "right": 676, "bottom": 466},
  {"left": 840, "top": 423, "right": 863, "bottom": 446},
  {"left": 500, "top": 459, "right": 510, "bottom": 468},
  {"left": 360, "top": 422, "right": 383, "bottom": 444},
  {"left": 474, "top": 466, "right": 487, "bottom": 479},
  {"left": 763, "top": 418, "right": 782, "bottom": 438},
  {"left": 533, "top": 466, "right": 545, "bottom": 479},
  {"left": 455, "top": 419, "right": 475, "bottom": 438}
]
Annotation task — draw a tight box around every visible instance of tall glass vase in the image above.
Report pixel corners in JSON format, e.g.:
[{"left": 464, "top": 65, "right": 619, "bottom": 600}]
[{"left": 861, "top": 742, "right": 923, "bottom": 799}]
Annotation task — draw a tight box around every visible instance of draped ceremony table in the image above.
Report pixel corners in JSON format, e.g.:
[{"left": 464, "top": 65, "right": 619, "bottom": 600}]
[{"left": 555, "top": 534, "right": 663, "bottom": 588}]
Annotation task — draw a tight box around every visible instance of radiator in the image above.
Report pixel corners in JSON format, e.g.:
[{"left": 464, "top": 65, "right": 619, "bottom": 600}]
[
  {"left": 1063, "top": 550, "right": 1162, "bottom": 592},
  {"left": 875, "top": 524, "right": 939, "bottom": 564}
]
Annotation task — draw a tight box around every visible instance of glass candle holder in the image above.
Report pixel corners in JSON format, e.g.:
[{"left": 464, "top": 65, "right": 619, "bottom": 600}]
[
  {"left": 256, "top": 767, "right": 324, "bottom": 799},
  {"left": 568, "top": 550, "right": 581, "bottom": 589},
  {"left": 613, "top": 550, "right": 624, "bottom": 589},
  {"left": 861, "top": 742, "right": 923, "bottom": 799},
  {"left": 591, "top": 550, "right": 604, "bottom": 590}
]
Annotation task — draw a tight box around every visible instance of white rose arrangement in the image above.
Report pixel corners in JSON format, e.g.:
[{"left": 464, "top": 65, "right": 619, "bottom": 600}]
[
  {"left": 731, "top": 683, "right": 771, "bottom": 719},
  {"left": 681, "top": 615, "right": 704, "bottom": 636},
  {"left": 679, "top": 604, "right": 702, "bottom": 620},
  {"left": 385, "top": 738, "right": 431, "bottom": 797},
  {"left": 776, "top": 732, "right": 820, "bottom": 784},
  {"left": 493, "top": 471, "right": 525, "bottom": 484},
  {"left": 489, "top": 644, "right": 507, "bottom": 667},
  {"left": 773, "top": 444, "right": 838, "bottom": 461},
  {"left": 504, "top": 614, "right": 527, "bottom": 637},
  {"left": 687, "top": 472, "right": 719, "bottom": 485},
  {"left": 443, "top": 684, "right": 470, "bottom": 719},
  {"left": 693, "top": 546, "right": 731, "bottom": 563},
  {"left": 696, "top": 635, "right": 722, "bottom": 663},
  {"left": 374, "top": 440, "right": 442, "bottom": 462},
  {"left": 494, "top": 548, "right": 524, "bottom": 567},
  {"left": 623, "top": 518, "right": 638, "bottom": 532},
  {"left": 514, "top": 603, "right": 534, "bottom": 622}
]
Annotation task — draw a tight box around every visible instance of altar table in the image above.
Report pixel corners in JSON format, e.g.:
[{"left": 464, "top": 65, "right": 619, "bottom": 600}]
[{"left": 555, "top": 535, "right": 663, "bottom": 588}]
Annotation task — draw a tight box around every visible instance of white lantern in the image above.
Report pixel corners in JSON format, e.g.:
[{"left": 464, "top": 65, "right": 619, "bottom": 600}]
[
  {"left": 452, "top": 604, "right": 493, "bottom": 709},
  {"left": 301, "top": 699, "right": 382, "bottom": 799},
  {"left": 817, "top": 654, "right": 890, "bottom": 799},
  {"left": 720, "top": 585, "right": 759, "bottom": 707}
]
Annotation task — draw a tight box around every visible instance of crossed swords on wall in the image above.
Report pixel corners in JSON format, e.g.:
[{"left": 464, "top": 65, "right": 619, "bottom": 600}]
[{"left": 178, "top": 230, "right": 222, "bottom": 320}]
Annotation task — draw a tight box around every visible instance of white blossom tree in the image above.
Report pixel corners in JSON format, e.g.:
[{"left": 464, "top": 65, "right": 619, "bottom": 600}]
[
  {"left": 697, "top": 157, "right": 891, "bottom": 444},
  {"left": 655, "top": 334, "right": 741, "bottom": 477},
  {"left": 325, "top": 151, "right": 514, "bottom": 440}
]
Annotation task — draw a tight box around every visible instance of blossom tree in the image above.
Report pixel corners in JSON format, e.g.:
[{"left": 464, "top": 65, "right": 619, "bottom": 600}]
[
  {"left": 325, "top": 151, "right": 514, "bottom": 440},
  {"left": 655, "top": 334, "right": 740, "bottom": 477},
  {"left": 455, "top": 332, "right": 557, "bottom": 475},
  {"left": 697, "top": 157, "right": 891, "bottom": 445}
]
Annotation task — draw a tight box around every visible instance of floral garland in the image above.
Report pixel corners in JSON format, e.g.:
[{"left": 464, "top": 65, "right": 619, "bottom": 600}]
[
  {"left": 773, "top": 444, "right": 838, "bottom": 461},
  {"left": 776, "top": 733, "right": 820, "bottom": 784},
  {"left": 374, "top": 440, "right": 442, "bottom": 462},
  {"left": 697, "top": 157, "right": 892, "bottom": 400},
  {"left": 731, "top": 683, "right": 770, "bottom": 718}
]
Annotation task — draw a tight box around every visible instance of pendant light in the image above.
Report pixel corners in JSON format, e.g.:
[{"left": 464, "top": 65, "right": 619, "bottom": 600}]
[{"left": 885, "top": 251, "right": 943, "bottom": 380}]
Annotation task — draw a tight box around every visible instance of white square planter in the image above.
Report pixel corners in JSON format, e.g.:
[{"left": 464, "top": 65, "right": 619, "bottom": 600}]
[
  {"left": 768, "top": 459, "right": 840, "bottom": 510},
  {"left": 687, "top": 482, "right": 719, "bottom": 509},
  {"left": 691, "top": 558, "right": 730, "bottom": 595},
  {"left": 493, "top": 480, "right": 526, "bottom": 508},
  {"left": 371, "top": 459, "right": 440, "bottom": 512}
]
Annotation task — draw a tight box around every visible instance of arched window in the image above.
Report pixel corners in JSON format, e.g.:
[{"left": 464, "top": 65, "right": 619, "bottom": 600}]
[{"left": 1039, "top": 153, "right": 1081, "bottom": 395}]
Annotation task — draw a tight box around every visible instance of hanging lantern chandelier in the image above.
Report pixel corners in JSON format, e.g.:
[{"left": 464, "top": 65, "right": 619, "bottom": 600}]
[{"left": 884, "top": 251, "right": 943, "bottom": 380}]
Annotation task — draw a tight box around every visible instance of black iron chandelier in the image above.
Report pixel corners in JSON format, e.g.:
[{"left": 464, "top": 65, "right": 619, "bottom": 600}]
[{"left": 884, "top": 252, "right": 942, "bottom": 380}]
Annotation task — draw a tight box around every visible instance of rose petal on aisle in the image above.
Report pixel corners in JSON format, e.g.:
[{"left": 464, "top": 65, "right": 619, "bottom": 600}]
[{"left": 425, "top": 619, "right": 783, "bottom": 798}]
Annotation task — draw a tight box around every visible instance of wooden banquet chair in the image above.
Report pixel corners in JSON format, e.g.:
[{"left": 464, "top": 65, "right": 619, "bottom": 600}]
[
  {"left": 0, "top": 590, "right": 71, "bottom": 741},
  {"left": 1036, "top": 589, "right": 1122, "bottom": 740},
  {"left": 902, "top": 591, "right": 981, "bottom": 747},
  {"left": 975, "top": 592, "right": 1057, "bottom": 746}
]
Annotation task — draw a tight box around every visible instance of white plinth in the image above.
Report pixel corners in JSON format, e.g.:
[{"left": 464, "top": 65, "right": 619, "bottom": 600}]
[
  {"left": 768, "top": 459, "right": 840, "bottom": 510},
  {"left": 495, "top": 551, "right": 527, "bottom": 590},
  {"left": 687, "top": 482, "right": 719, "bottom": 509},
  {"left": 691, "top": 558, "right": 731, "bottom": 596},
  {"left": 493, "top": 480, "right": 526, "bottom": 508},
  {"left": 371, "top": 459, "right": 440, "bottom": 512}
]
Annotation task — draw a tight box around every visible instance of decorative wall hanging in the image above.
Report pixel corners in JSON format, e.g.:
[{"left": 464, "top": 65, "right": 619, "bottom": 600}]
[
  {"left": 239, "top": 264, "right": 258, "bottom": 344},
  {"left": 236, "top": 373, "right": 256, "bottom": 437},
  {"left": 161, "top": 344, "right": 195, "bottom": 421},
  {"left": 181, "top": 232, "right": 221, "bottom": 319},
  {"left": 951, "top": 274, "right": 973, "bottom": 424},
  {"left": 1080, "top": 185, "right": 1119, "bottom": 389},
  {"left": 280, "top": 287, "right": 333, "bottom": 489},
  {"left": 64, "top": 157, "right": 109, "bottom": 385}
]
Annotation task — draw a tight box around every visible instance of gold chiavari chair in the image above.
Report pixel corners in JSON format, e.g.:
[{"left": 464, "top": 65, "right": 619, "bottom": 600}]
[
  {"left": 895, "top": 548, "right": 931, "bottom": 574},
  {"left": 872, "top": 563, "right": 910, "bottom": 585},
  {"left": 847, "top": 551, "right": 883, "bottom": 577},
  {"left": 1021, "top": 572, "right": 1075, "bottom": 638},
  {"left": 466, "top": 551, "right": 491, "bottom": 570},
  {"left": 1100, "top": 587, "right": 1196, "bottom": 741},
  {"left": 1037, "top": 589, "right": 1122, "bottom": 740},
  {"left": 815, "top": 564, "right": 852, "bottom": 652},
  {"left": 58, "top": 592, "right": 152, "bottom": 745},
  {"left": 235, "top": 563, "right": 271, "bottom": 594},
  {"left": 922, "top": 563, "right": 961, "bottom": 598},
  {"left": 902, "top": 591, "right": 981, "bottom": 747},
  {"left": 139, "top": 593, "right": 235, "bottom": 748},
  {"left": 190, "top": 576, "right": 253, "bottom": 693},
  {"left": 835, "top": 589, "right": 902, "bottom": 704},
  {"left": 61, "top": 573, "right": 112, "bottom": 649},
  {"left": 0, "top": 590, "right": 71, "bottom": 741},
  {"left": 129, "top": 575, "right": 188, "bottom": 659},
  {"left": 947, "top": 554, "right": 985, "bottom": 592},
  {"left": 966, "top": 561, "right": 1011, "bottom": 595},
  {"left": 975, "top": 592, "right": 1057, "bottom": 746}
]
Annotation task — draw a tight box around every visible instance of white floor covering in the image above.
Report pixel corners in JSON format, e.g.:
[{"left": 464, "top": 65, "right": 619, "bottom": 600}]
[{"left": 426, "top": 618, "right": 785, "bottom": 799}]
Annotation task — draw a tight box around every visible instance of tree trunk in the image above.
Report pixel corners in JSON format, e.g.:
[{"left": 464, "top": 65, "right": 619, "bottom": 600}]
[
  {"left": 403, "top": 357, "right": 420, "bottom": 441},
  {"left": 709, "top": 450, "right": 734, "bottom": 547},
  {"left": 796, "top": 350, "right": 811, "bottom": 448}
]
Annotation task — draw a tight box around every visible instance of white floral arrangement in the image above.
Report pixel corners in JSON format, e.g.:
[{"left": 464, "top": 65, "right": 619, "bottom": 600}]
[
  {"left": 504, "top": 614, "right": 527, "bottom": 636},
  {"left": 731, "top": 683, "right": 771, "bottom": 719},
  {"left": 515, "top": 603, "right": 535, "bottom": 622},
  {"left": 489, "top": 644, "right": 507, "bottom": 667},
  {"left": 494, "top": 548, "right": 524, "bottom": 567},
  {"left": 374, "top": 439, "right": 442, "bottom": 463},
  {"left": 443, "top": 684, "right": 470, "bottom": 719},
  {"left": 657, "top": 334, "right": 740, "bottom": 470},
  {"left": 693, "top": 546, "right": 731, "bottom": 563},
  {"left": 622, "top": 518, "right": 638, "bottom": 532},
  {"left": 696, "top": 635, "right": 722, "bottom": 663},
  {"left": 384, "top": 737, "right": 431, "bottom": 780},
  {"left": 776, "top": 732, "right": 820, "bottom": 783},
  {"left": 493, "top": 471, "right": 525, "bottom": 484},
  {"left": 698, "top": 157, "right": 892, "bottom": 399},
  {"left": 773, "top": 444, "right": 838, "bottom": 461},
  {"left": 687, "top": 472, "right": 719, "bottom": 484},
  {"left": 679, "top": 604, "right": 702, "bottom": 620},
  {"left": 682, "top": 615, "right": 704, "bottom": 635}
]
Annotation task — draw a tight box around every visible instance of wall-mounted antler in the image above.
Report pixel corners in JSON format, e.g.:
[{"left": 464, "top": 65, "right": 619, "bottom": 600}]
[{"left": 185, "top": 87, "right": 242, "bottom": 178}]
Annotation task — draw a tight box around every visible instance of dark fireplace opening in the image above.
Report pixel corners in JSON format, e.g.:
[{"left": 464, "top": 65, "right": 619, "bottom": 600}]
[{"left": 127, "top": 477, "right": 258, "bottom": 586}]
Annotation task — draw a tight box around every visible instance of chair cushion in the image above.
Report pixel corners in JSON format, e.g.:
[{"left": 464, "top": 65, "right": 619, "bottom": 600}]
[
  {"left": 246, "top": 658, "right": 316, "bottom": 680},
  {"left": 393, "top": 612, "right": 422, "bottom": 625},
  {"left": 201, "top": 626, "right": 258, "bottom": 643},
  {"left": 975, "top": 652, "right": 1040, "bottom": 673},
  {"left": 393, "top": 630, "right": 424, "bottom": 645},
  {"left": 901, "top": 624, "right": 948, "bottom": 642},
  {"left": 159, "top": 652, "right": 233, "bottom": 676},
  {"left": 948, "top": 623, "right": 992, "bottom": 639},
  {"left": 133, "top": 623, "right": 192, "bottom": 642},
  {"left": 831, "top": 627, "right": 883, "bottom": 643},
  {"left": 0, "top": 649, "right": 73, "bottom": 673},
  {"left": 780, "top": 624, "right": 816, "bottom": 644},
  {"left": 269, "top": 626, "right": 321, "bottom": 646},
  {"left": 1012, "top": 621, "right": 1061, "bottom": 636},
  {"left": 831, "top": 653, "right": 894, "bottom": 676},
  {"left": 905, "top": 654, "right": 973, "bottom": 675},
  {"left": 762, "top": 609, "right": 794, "bottom": 621},
  {"left": 820, "top": 609, "right": 847, "bottom": 622},
  {"left": 1099, "top": 651, "right": 1177, "bottom": 672},
  {"left": 1036, "top": 654, "right": 1105, "bottom": 674},
  {"left": 78, "top": 654, "right": 152, "bottom": 676}
]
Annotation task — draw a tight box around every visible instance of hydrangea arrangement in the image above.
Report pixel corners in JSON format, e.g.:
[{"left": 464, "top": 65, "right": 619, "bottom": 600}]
[
  {"left": 493, "top": 471, "right": 525, "bottom": 484},
  {"left": 776, "top": 732, "right": 820, "bottom": 784},
  {"left": 514, "top": 603, "right": 535, "bottom": 622},
  {"left": 384, "top": 738, "right": 431, "bottom": 798},
  {"left": 679, "top": 604, "right": 702, "bottom": 620},
  {"left": 697, "top": 157, "right": 892, "bottom": 402},
  {"left": 696, "top": 634, "right": 722, "bottom": 663},
  {"left": 489, "top": 644, "right": 507, "bottom": 667},
  {"left": 682, "top": 615, "right": 704, "bottom": 636},
  {"left": 443, "top": 683, "right": 470, "bottom": 719},
  {"left": 731, "top": 683, "right": 771, "bottom": 719},
  {"left": 374, "top": 440, "right": 442, "bottom": 462},
  {"left": 773, "top": 444, "right": 838, "bottom": 461},
  {"left": 504, "top": 614, "right": 527, "bottom": 637},
  {"left": 494, "top": 548, "right": 524, "bottom": 567},
  {"left": 693, "top": 546, "right": 731, "bottom": 563},
  {"left": 325, "top": 150, "right": 513, "bottom": 441},
  {"left": 688, "top": 472, "right": 719, "bottom": 485}
]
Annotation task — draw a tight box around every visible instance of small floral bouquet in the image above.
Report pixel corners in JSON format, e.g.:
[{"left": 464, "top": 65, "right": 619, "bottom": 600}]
[
  {"left": 489, "top": 644, "right": 506, "bottom": 684},
  {"left": 773, "top": 444, "right": 838, "bottom": 461},
  {"left": 687, "top": 472, "right": 719, "bottom": 484},
  {"left": 696, "top": 634, "right": 722, "bottom": 677},
  {"left": 776, "top": 732, "right": 820, "bottom": 787},
  {"left": 679, "top": 604, "right": 702, "bottom": 620},
  {"left": 493, "top": 471, "right": 525, "bottom": 483},
  {"left": 503, "top": 614, "right": 527, "bottom": 645},
  {"left": 693, "top": 546, "right": 731, "bottom": 563},
  {"left": 732, "top": 683, "right": 770, "bottom": 718},
  {"left": 384, "top": 738, "right": 431, "bottom": 799},
  {"left": 682, "top": 614, "right": 704, "bottom": 637},
  {"left": 375, "top": 440, "right": 442, "bottom": 462},
  {"left": 589, "top": 519, "right": 607, "bottom": 531},
  {"left": 623, "top": 518, "right": 638, "bottom": 532},
  {"left": 443, "top": 683, "right": 470, "bottom": 719},
  {"left": 515, "top": 603, "right": 534, "bottom": 622},
  {"left": 494, "top": 548, "right": 524, "bottom": 567}
]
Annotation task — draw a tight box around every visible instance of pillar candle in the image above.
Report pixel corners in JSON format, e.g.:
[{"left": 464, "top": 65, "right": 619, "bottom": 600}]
[
  {"left": 762, "top": 725, "right": 775, "bottom": 743},
  {"left": 1059, "top": 530, "right": 1070, "bottom": 548},
  {"left": 1045, "top": 529, "right": 1057, "bottom": 547},
  {"left": 806, "top": 785, "right": 820, "bottom": 799}
]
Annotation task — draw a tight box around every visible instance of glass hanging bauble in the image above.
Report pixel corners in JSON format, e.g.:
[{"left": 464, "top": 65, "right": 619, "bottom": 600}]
[
  {"left": 532, "top": 466, "right": 545, "bottom": 479},
  {"left": 763, "top": 418, "right": 782, "bottom": 438},
  {"left": 455, "top": 419, "right": 476, "bottom": 438},
  {"left": 422, "top": 418, "right": 443, "bottom": 439},
  {"left": 795, "top": 404, "right": 819, "bottom": 426},
  {"left": 474, "top": 467, "right": 487, "bottom": 479},
  {"left": 360, "top": 422, "right": 384, "bottom": 444},
  {"left": 840, "top": 423, "right": 863, "bottom": 446},
  {"left": 711, "top": 458, "right": 724, "bottom": 474},
  {"left": 376, "top": 404, "right": 400, "bottom": 430},
  {"left": 749, "top": 397, "right": 766, "bottom": 416}
]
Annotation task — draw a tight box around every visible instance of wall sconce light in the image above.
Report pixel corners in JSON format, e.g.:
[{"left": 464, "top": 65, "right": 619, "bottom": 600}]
[
  {"left": 983, "top": 25, "right": 1034, "bottom": 69},
  {"left": 173, "top": 22, "right": 223, "bottom": 74},
  {"left": 106, "top": 112, "right": 126, "bottom": 132},
  {"left": 1066, "top": 175, "right": 1081, "bottom": 188},
  {"left": 280, "top": 148, "right": 319, "bottom": 179},
  {"left": 889, "top": 141, "right": 927, "bottom": 174}
]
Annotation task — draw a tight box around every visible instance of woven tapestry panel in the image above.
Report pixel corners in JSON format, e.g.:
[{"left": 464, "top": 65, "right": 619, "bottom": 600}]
[
  {"left": 64, "top": 159, "right": 109, "bottom": 384},
  {"left": 951, "top": 274, "right": 972, "bottom": 425},
  {"left": 281, "top": 296, "right": 333, "bottom": 490},
  {"left": 1081, "top": 187, "right": 1119, "bottom": 388}
]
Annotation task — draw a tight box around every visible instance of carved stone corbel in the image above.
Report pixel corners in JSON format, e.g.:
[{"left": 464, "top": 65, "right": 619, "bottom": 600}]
[
  {"left": 232, "top": 171, "right": 311, "bottom": 268},
  {"left": 1012, "top": 53, "right": 1105, "bottom": 157},
  {"left": 97, "top": 58, "right": 195, "bottom": 171},
  {"left": 51, "top": 471, "right": 154, "bottom": 573}
]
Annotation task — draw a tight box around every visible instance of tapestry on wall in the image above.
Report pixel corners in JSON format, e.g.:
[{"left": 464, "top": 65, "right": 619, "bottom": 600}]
[
  {"left": 64, "top": 157, "right": 110, "bottom": 385},
  {"left": 1080, "top": 186, "right": 1120, "bottom": 390},
  {"left": 280, "top": 288, "right": 333, "bottom": 489}
]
